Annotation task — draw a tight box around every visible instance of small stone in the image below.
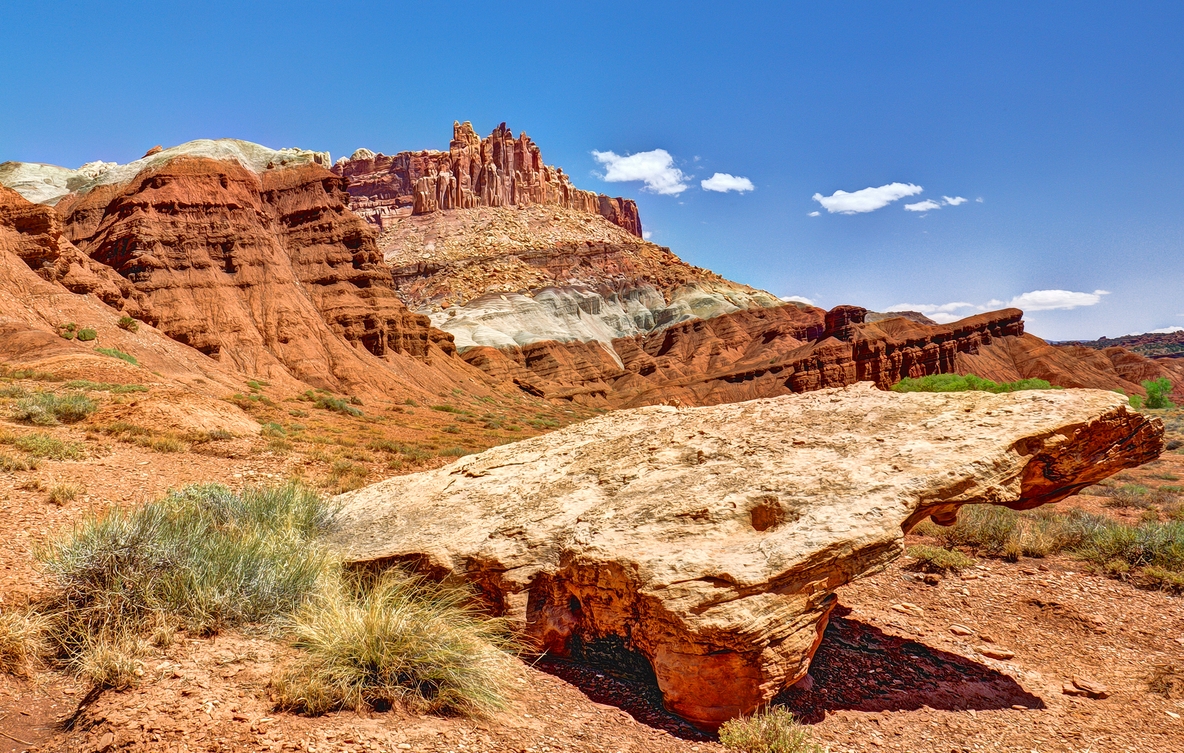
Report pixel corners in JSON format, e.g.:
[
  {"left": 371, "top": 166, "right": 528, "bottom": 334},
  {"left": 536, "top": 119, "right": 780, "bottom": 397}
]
[
  {"left": 891, "top": 602, "right": 924, "bottom": 617},
  {"left": 978, "top": 646, "right": 1015, "bottom": 660},
  {"left": 1011, "top": 704, "right": 1027, "bottom": 711},
  {"left": 1063, "top": 676, "right": 1109, "bottom": 699},
  {"left": 949, "top": 624, "right": 974, "bottom": 636}
]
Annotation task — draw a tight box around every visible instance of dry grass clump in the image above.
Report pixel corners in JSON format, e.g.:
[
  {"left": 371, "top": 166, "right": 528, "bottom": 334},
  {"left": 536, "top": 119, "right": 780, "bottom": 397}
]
[
  {"left": 917, "top": 503, "right": 1184, "bottom": 591},
  {"left": 271, "top": 573, "right": 514, "bottom": 716},
  {"left": 905, "top": 544, "right": 976, "bottom": 573},
  {"left": 88, "top": 422, "right": 190, "bottom": 453},
  {"left": 718, "top": 707, "right": 823, "bottom": 753},
  {"left": 1, "top": 432, "right": 86, "bottom": 460},
  {"left": 37, "top": 484, "right": 337, "bottom": 685},
  {"left": 0, "top": 453, "right": 39, "bottom": 471},
  {"left": 12, "top": 391, "right": 97, "bottom": 426},
  {"left": 1148, "top": 664, "right": 1184, "bottom": 698},
  {"left": 1096, "top": 483, "right": 1180, "bottom": 510},
  {"left": 0, "top": 608, "right": 47, "bottom": 677},
  {"left": 47, "top": 482, "right": 85, "bottom": 506}
]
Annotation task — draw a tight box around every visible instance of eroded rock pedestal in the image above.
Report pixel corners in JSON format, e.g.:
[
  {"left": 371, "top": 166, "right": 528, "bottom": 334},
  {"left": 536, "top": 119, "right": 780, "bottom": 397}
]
[{"left": 330, "top": 383, "right": 1161, "bottom": 727}]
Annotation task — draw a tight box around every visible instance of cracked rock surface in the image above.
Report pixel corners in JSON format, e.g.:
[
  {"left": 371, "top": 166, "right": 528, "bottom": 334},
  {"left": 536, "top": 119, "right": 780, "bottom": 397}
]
[{"left": 330, "top": 382, "right": 1161, "bottom": 727}]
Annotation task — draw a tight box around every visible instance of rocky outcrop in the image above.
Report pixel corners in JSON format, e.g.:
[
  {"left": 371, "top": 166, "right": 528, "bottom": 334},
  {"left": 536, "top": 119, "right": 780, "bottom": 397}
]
[
  {"left": 459, "top": 305, "right": 1025, "bottom": 407},
  {"left": 332, "top": 122, "right": 642, "bottom": 237},
  {"left": 51, "top": 149, "right": 472, "bottom": 393},
  {"left": 0, "top": 185, "right": 249, "bottom": 394},
  {"left": 331, "top": 383, "right": 1162, "bottom": 727}
]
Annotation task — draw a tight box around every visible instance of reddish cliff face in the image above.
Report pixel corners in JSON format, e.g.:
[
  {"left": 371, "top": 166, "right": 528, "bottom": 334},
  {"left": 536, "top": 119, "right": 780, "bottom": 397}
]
[
  {"left": 54, "top": 156, "right": 469, "bottom": 393},
  {"left": 332, "top": 121, "right": 642, "bottom": 237}
]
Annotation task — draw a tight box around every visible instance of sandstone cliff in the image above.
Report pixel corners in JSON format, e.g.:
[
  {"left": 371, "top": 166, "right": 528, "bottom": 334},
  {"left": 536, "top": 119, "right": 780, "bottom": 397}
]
[
  {"left": 42, "top": 144, "right": 484, "bottom": 395},
  {"left": 332, "top": 121, "right": 641, "bottom": 237}
]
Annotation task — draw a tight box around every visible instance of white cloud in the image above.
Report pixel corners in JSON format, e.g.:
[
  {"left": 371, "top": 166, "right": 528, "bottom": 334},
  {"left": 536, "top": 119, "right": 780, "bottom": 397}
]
[
  {"left": 904, "top": 199, "right": 942, "bottom": 213},
  {"left": 642, "top": 230, "right": 652, "bottom": 240},
  {"left": 1140, "top": 326, "right": 1184, "bottom": 335},
  {"left": 1007, "top": 289, "right": 1108, "bottom": 311},
  {"left": 943, "top": 196, "right": 968, "bottom": 206},
  {"left": 781, "top": 295, "right": 816, "bottom": 306},
  {"left": 812, "top": 183, "right": 922, "bottom": 214},
  {"left": 886, "top": 302, "right": 976, "bottom": 314},
  {"left": 808, "top": 211, "right": 820, "bottom": 217},
  {"left": 885, "top": 289, "right": 1109, "bottom": 323},
  {"left": 701, "top": 173, "right": 754, "bottom": 193},
  {"left": 976, "top": 197, "right": 984, "bottom": 203},
  {"left": 591, "top": 149, "right": 688, "bottom": 195}
]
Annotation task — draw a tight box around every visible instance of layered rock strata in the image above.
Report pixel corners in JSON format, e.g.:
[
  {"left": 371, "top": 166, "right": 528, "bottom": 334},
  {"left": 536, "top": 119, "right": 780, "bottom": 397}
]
[
  {"left": 33, "top": 144, "right": 479, "bottom": 394},
  {"left": 331, "top": 383, "right": 1162, "bottom": 727},
  {"left": 332, "top": 121, "right": 642, "bottom": 237}
]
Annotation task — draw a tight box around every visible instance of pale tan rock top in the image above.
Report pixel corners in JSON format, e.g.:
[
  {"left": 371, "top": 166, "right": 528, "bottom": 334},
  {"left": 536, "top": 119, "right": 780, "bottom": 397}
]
[{"left": 330, "top": 383, "right": 1160, "bottom": 726}]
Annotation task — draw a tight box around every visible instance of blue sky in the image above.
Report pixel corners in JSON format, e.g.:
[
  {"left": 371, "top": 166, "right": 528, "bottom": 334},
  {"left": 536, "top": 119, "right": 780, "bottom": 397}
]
[{"left": 2, "top": 1, "right": 1181, "bottom": 339}]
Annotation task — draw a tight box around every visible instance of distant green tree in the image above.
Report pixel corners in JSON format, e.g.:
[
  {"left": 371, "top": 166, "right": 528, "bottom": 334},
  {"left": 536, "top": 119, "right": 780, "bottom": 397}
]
[{"left": 1143, "top": 377, "right": 1177, "bottom": 410}]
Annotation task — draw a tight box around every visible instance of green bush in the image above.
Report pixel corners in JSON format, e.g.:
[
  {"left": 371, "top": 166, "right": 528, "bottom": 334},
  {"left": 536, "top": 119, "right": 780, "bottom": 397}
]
[
  {"left": 270, "top": 573, "right": 513, "bottom": 716},
  {"left": 116, "top": 316, "right": 139, "bottom": 332},
  {"left": 76, "top": 328, "right": 97, "bottom": 342},
  {"left": 315, "top": 396, "right": 362, "bottom": 417},
  {"left": 94, "top": 347, "right": 137, "bottom": 366},
  {"left": 1144, "top": 378, "right": 1178, "bottom": 410},
  {"left": 891, "top": 373, "right": 1054, "bottom": 394},
  {"left": 718, "top": 707, "right": 823, "bottom": 753},
  {"left": 12, "top": 391, "right": 97, "bottom": 426}
]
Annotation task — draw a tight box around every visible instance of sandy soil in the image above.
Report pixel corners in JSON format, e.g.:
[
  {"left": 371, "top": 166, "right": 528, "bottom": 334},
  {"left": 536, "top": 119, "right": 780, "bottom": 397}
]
[{"left": 2, "top": 382, "right": 1183, "bottom": 753}]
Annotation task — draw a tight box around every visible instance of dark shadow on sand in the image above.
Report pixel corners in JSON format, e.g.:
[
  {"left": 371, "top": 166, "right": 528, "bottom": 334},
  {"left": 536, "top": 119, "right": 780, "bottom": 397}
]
[
  {"left": 775, "top": 606, "right": 1046, "bottom": 723},
  {"left": 536, "top": 605, "right": 1044, "bottom": 738}
]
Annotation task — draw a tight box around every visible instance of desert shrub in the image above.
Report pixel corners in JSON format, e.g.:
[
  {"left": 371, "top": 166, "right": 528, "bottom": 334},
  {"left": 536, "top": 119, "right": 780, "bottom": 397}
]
[
  {"left": 76, "top": 328, "right": 97, "bottom": 342},
  {"left": 718, "top": 707, "right": 823, "bottom": 753},
  {"left": 906, "top": 545, "right": 976, "bottom": 573},
  {"left": 48, "top": 483, "right": 84, "bottom": 506},
  {"left": 0, "top": 609, "right": 47, "bottom": 677},
  {"left": 261, "top": 422, "right": 286, "bottom": 437},
  {"left": 430, "top": 404, "right": 461, "bottom": 413},
  {"left": 12, "top": 391, "right": 97, "bottom": 425},
  {"left": 289, "top": 409, "right": 309, "bottom": 418},
  {"left": 2, "top": 432, "right": 85, "bottom": 460},
  {"left": 0, "top": 453, "right": 38, "bottom": 471},
  {"left": 1144, "top": 378, "right": 1178, "bottom": 410},
  {"left": 116, "top": 315, "right": 139, "bottom": 332},
  {"left": 315, "top": 396, "right": 362, "bottom": 417},
  {"left": 63, "top": 380, "right": 146, "bottom": 394},
  {"left": 0, "top": 385, "right": 28, "bottom": 398},
  {"left": 271, "top": 573, "right": 513, "bottom": 716},
  {"left": 322, "top": 460, "right": 369, "bottom": 494},
  {"left": 439, "top": 446, "right": 471, "bottom": 458},
  {"left": 1098, "top": 484, "right": 1178, "bottom": 509},
  {"left": 891, "top": 373, "right": 1054, "bottom": 394},
  {"left": 38, "top": 484, "right": 337, "bottom": 684},
  {"left": 94, "top": 347, "right": 137, "bottom": 366},
  {"left": 207, "top": 428, "right": 234, "bottom": 441}
]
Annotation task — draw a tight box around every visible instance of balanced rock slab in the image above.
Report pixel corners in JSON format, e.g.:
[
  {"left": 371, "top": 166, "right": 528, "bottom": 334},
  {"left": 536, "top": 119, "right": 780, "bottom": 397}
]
[{"left": 330, "top": 383, "right": 1160, "bottom": 726}]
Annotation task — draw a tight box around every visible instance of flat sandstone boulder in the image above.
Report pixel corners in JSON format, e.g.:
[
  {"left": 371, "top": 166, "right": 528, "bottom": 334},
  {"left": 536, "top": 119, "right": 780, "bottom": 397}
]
[{"left": 330, "top": 383, "right": 1161, "bottom": 726}]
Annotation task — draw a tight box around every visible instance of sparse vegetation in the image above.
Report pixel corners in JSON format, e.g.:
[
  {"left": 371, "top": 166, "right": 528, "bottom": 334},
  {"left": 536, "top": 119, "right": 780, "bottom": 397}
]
[
  {"left": 718, "top": 707, "right": 824, "bottom": 753},
  {"left": 916, "top": 504, "right": 1184, "bottom": 590},
  {"left": 315, "top": 396, "right": 362, "bottom": 417},
  {"left": 90, "top": 422, "right": 190, "bottom": 453},
  {"left": 891, "top": 373, "right": 1055, "bottom": 394},
  {"left": 47, "top": 483, "right": 84, "bottom": 506},
  {"left": 58, "top": 322, "right": 78, "bottom": 340},
  {"left": 905, "top": 544, "right": 976, "bottom": 573},
  {"left": 12, "top": 391, "right": 97, "bottom": 425},
  {"left": 1, "top": 432, "right": 85, "bottom": 460},
  {"left": 117, "top": 315, "right": 140, "bottom": 332},
  {"left": 0, "top": 608, "right": 46, "bottom": 677},
  {"left": 36, "top": 484, "right": 337, "bottom": 685},
  {"left": 271, "top": 573, "right": 513, "bottom": 716},
  {"left": 95, "top": 346, "right": 138, "bottom": 365},
  {"left": 63, "top": 380, "right": 147, "bottom": 394},
  {"left": 0, "top": 453, "right": 39, "bottom": 471},
  {"left": 76, "top": 328, "right": 98, "bottom": 342}
]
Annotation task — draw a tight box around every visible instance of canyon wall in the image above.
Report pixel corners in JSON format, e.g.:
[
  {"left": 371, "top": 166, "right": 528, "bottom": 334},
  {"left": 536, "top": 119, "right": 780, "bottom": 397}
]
[{"left": 332, "top": 122, "right": 642, "bottom": 237}]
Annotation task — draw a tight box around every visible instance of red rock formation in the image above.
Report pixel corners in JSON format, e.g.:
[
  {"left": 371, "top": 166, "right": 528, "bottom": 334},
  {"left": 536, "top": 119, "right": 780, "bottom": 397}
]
[
  {"left": 461, "top": 306, "right": 1033, "bottom": 407},
  {"left": 54, "top": 156, "right": 473, "bottom": 393},
  {"left": 333, "top": 122, "right": 642, "bottom": 237}
]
